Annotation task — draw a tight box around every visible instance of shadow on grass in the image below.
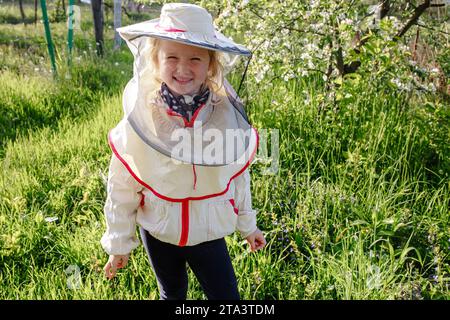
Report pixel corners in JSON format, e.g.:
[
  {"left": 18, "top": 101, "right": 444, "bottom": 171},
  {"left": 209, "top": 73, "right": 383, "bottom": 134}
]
[
  {"left": 0, "top": 14, "right": 38, "bottom": 25},
  {"left": 0, "top": 57, "right": 131, "bottom": 158}
]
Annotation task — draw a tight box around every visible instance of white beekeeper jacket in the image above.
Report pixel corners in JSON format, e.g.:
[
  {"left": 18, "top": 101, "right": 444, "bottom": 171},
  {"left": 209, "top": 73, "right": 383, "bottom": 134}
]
[{"left": 100, "top": 79, "right": 260, "bottom": 256}]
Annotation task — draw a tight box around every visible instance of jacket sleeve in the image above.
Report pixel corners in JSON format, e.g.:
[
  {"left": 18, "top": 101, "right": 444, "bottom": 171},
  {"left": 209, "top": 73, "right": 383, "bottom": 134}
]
[
  {"left": 233, "top": 168, "right": 258, "bottom": 238},
  {"left": 100, "top": 154, "right": 143, "bottom": 255}
]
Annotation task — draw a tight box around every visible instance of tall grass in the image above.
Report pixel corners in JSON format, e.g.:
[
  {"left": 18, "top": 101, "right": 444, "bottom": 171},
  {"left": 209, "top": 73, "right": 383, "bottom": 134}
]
[{"left": 0, "top": 2, "right": 449, "bottom": 299}]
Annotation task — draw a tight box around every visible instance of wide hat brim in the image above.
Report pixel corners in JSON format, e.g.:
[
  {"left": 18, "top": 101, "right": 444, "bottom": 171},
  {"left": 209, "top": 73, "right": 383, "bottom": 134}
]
[{"left": 116, "top": 18, "right": 252, "bottom": 57}]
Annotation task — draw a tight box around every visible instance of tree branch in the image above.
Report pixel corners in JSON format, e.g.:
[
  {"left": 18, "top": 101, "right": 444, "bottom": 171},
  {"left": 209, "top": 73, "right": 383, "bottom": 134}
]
[
  {"left": 415, "top": 22, "right": 450, "bottom": 36},
  {"left": 380, "top": 0, "right": 391, "bottom": 19},
  {"left": 283, "top": 26, "right": 327, "bottom": 37},
  {"left": 395, "top": 0, "right": 431, "bottom": 39},
  {"left": 430, "top": 3, "right": 446, "bottom": 7},
  {"left": 249, "top": 7, "right": 265, "bottom": 21},
  {"left": 343, "top": 0, "right": 433, "bottom": 75},
  {"left": 103, "top": 2, "right": 131, "bottom": 19}
]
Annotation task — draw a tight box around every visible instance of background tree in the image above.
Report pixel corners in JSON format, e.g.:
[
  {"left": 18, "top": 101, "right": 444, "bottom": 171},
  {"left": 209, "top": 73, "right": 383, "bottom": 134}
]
[
  {"left": 187, "top": 0, "right": 448, "bottom": 98},
  {"left": 18, "top": 0, "right": 26, "bottom": 24},
  {"left": 91, "top": 0, "right": 104, "bottom": 56}
]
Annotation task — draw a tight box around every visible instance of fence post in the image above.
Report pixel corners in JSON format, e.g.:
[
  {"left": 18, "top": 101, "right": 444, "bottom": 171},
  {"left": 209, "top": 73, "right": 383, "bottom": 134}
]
[
  {"left": 114, "top": 0, "right": 122, "bottom": 49},
  {"left": 40, "top": 0, "right": 57, "bottom": 75},
  {"left": 67, "top": 0, "right": 75, "bottom": 66}
]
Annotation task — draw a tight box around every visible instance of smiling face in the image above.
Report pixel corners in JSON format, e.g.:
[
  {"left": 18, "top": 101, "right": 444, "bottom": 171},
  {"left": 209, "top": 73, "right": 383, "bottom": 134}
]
[{"left": 157, "top": 40, "right": 211, "bottom": 96}]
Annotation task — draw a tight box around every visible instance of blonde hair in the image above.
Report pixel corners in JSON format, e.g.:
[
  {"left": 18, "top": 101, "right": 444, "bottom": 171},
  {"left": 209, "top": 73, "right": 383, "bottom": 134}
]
[{"left": 148, "top": 38, "right": 224, "bottom": 94}]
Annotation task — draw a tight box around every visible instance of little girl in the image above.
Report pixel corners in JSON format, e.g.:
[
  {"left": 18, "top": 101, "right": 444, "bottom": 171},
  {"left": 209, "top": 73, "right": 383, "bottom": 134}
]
[{"left": 101, "top": 3, "right": 266, "bottom": 300}]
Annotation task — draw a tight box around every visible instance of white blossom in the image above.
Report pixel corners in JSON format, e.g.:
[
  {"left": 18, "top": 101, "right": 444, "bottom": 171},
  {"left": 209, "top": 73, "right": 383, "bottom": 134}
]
[
  {"left": 342, "top": 18, "right": 353, "bottom": 25},
  {"left": 430, "top": 68, "right": 439, "bottom": 74}
]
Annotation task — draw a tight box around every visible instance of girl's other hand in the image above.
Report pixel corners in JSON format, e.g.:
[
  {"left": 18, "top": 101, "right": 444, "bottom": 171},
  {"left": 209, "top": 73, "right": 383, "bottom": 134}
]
[
  {"left": 103, "top": 254, "right": 130, "bottom": 280},
  {"left": 245, "top": 229, "right": 266, "bottom": 252}
]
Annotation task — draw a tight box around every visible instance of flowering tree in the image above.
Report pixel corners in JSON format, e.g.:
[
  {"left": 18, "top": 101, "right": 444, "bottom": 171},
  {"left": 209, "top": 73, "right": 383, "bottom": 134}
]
[
  {"left": 133, "top": 0, "right": 448, "bottom": 98},
  {"left": 202, "top": 1, "right": 448, "bottom": 93}
]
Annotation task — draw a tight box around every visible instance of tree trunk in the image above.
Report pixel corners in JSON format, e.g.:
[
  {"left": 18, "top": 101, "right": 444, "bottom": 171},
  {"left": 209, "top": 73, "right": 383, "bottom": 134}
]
[
  {"left": 18, "top": 0, "right": 26, "bottom": 24},
  {"left": 91, "top": 0, "right": 104, "bottom": 56},
  {"left": 34, "top": 0, "right": 38, "bottom": 25},
  {"left": 412, "top": 27, "right": 420, "bottom": 61},
  {"left": 380, "top": 0, "right": 390, "bottom": 19}
]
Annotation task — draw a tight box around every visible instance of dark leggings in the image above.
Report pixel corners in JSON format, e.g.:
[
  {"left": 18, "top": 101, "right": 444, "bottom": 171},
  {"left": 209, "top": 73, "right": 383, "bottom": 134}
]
[{"left": 139, "top": 227, "right": 240, "bottom": 300}]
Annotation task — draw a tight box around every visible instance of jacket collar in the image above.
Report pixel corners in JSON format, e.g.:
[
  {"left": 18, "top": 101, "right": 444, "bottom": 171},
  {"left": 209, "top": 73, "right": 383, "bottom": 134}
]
[{"left": 156, "top": 90, "right": 216, "bottom": 128}]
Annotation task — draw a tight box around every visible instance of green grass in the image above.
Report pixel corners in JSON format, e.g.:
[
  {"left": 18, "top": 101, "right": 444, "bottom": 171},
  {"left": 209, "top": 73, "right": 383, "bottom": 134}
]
[{"left": 0, "top": 2, "right": 449, "bottom": 299}]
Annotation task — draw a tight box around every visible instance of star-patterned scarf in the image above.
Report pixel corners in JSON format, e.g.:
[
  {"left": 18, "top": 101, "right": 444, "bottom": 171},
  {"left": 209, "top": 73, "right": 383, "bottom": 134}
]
[{"left": 160, "top": 82, "right": 210, "bottom": 122}]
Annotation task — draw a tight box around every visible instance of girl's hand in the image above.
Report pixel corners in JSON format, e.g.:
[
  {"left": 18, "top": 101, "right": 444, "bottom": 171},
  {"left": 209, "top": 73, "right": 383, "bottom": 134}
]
[
  {"left": 103, "top": 254, "right": 129, "bottom": 280},
  {"left": 245, "top": 229, "right": 266, "bottom": 252}
]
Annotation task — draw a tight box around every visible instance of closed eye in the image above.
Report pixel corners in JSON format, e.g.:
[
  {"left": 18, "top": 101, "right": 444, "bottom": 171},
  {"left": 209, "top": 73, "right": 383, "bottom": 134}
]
[{"left": 191, "top": 57, "right": 201, "bottom": 61}]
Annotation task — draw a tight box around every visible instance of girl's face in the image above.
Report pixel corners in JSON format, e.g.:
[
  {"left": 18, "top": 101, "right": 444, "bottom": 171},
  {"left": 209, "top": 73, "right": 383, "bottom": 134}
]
[{"left": 157, "top": 40, "right": 211, "bottom": 96}]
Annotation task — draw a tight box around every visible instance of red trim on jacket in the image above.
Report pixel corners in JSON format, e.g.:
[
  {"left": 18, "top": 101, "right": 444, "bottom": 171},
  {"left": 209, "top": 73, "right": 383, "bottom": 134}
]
[
  {"left": 179, "top": 200, "right": 189, "bottom": 246},
  {"left": 192, "top": 164, "right": 197, "bottom": 190},
  {"left": 165, "top": 103, "right": 206, "bottom": 128},
  {"left": 185, "top": 103, "right": 206, "bottom": 127},
  {"left": 140, "top": 193, "right": 145, "bottom": 207},
  {"left": 166, "top": 109, "right": 189, "bottom": 127},
  {"left": 228, "top": 199, "right": 239, "bottom": 215},
  {"left": 107, "top": 127, "right": 259, "bottom": 203}
]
